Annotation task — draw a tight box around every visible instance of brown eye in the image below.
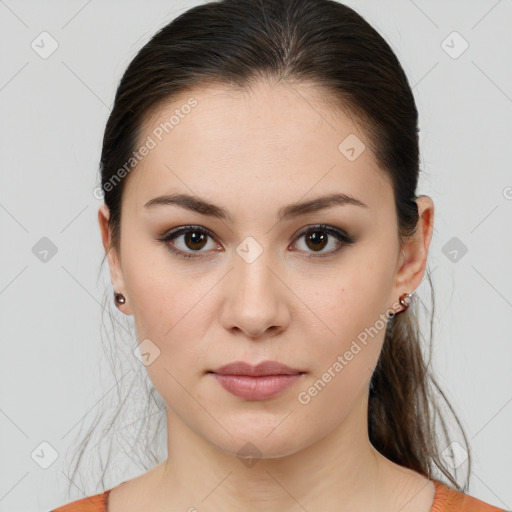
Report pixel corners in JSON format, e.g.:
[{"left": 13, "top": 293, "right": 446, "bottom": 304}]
[
  {"left": 159, "top": 226, "right": 218, "bottom": 259},
  {"left": 304, "top": 231, "right": 328, "bottom": 252},
  {"left": 159, "top": 224, "right": 355, "bottom": 261},
  {"left": 292, "top": 224, "right": 355, "bottom": 259},
  {"left": 183, "top": 231, "right": 208, "bottom": 251}
]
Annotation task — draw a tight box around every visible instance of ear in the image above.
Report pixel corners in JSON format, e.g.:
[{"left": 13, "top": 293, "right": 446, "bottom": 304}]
[
  {"left": 98, "top": 203, "right": 133, "bottom": 315},
  {"left": 390, "top": 195, "right": 435, "bottom": 311}
]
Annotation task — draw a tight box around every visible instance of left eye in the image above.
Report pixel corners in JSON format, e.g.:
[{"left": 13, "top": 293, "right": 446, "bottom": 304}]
[
  {"left": 291, "top": 225, "right": 354, "bottom": 257},
  {"left": 158, "top": 224, "right": 355, "bottom": 260}
]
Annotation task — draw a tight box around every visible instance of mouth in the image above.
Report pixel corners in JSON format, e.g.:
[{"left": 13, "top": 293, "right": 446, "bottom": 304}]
[
  {"left": 208, "top": 360, "right": 306, "bottom": 400},
  {"left": 209, "top": 360, "right": 305, "bottom": 376}
]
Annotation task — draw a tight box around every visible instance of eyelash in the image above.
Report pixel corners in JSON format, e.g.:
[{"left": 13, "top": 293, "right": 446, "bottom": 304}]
[{"left": 158, "top": 224, "right": 355, "bottom": 260}]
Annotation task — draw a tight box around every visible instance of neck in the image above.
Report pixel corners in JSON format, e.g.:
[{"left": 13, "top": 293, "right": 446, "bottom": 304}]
[{"left": 150, "top": 390, "right": 402, "bottom": 511}]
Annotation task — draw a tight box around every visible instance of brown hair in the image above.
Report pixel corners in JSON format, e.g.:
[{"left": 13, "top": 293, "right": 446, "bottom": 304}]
[{"left": 67, "top": 0, "right": 471, "bottom": 497}]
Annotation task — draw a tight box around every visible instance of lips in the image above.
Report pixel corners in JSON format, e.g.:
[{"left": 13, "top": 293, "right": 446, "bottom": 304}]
[
  {"left": 210, "top": 360, "right": 304, "bottom": 377},
  {"left": 208, "top": 360, "right": 305, "bottom": 400}
]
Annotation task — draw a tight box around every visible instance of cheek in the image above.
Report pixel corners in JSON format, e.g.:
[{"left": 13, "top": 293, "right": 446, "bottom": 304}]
[
  {"left": 123, "top": 252, "right": 217, "bottom": 372},
  {"left": 294, "top": 283, "right": 387, "bottom": 431},
  {"left": 121, "top": 238, "right": 188, "bottom": 330},
  {"left": 127, "top": 270, "right": 212, "bottom": 414},
  {"left": 306, "top": 264, "right": 391, "bottom": 346},
  {"left": 299, "top": 258, "right": 393, "bottom": 392},
  {"left": 128, "top": 272, "right": 203, "bottom": 344}
]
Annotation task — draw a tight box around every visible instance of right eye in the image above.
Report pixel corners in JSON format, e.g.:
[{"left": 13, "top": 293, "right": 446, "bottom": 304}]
[{"left": 158, "top": 225, "right": 220, "bottom": 259}]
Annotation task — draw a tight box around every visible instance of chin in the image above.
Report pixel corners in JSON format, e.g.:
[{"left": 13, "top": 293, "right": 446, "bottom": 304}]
[{"left": 205, "top": 422, "right": 309, "bottom": 462}]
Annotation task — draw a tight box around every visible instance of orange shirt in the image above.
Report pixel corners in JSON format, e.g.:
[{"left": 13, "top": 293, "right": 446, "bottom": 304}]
[{"left": 50, "top": 479, "right": 508, "bottom": 511}]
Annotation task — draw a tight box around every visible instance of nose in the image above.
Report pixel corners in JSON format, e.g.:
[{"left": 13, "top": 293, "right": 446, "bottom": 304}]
[{"left": 219, "top": 248, "right": 291, "bottom": 340}]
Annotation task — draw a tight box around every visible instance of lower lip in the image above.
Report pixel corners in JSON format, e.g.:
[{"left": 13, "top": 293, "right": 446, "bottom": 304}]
[{"left": 210, "top": 373, "right": 303, "bottom": 400}]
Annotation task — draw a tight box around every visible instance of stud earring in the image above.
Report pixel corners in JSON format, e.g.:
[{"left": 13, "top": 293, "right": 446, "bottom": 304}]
[
  {"left": 398, "top": 292, "right": 414, "bottom": 312},
  {"left": 114, "top": 291, "right": 126, "bottom": 308}
]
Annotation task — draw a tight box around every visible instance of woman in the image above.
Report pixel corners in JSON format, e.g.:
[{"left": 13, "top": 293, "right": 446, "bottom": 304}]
[{"left": 51, "top": 0, "right": 506, "bottom": 510}]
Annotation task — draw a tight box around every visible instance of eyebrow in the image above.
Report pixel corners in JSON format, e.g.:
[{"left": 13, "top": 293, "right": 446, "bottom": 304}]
[{"left": 144, "top": 192, "right": 368, "bottom": 222}]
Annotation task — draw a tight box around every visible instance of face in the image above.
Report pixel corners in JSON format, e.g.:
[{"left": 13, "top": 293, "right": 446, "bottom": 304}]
[{"left": 99, "top": 80, "right": 433, "bottom": 459}]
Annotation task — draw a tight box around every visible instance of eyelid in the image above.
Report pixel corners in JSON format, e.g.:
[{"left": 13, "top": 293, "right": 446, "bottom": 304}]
[
  {"left": 292, "top": 224, "right": 354, "bottom": 246},
  {"left": 158, "top": 225, "right": 219, "bottom": 259},
  {"left": 158, "top": 224, "right": 355, "bottom": 260},
  {"left": 289, "top": 224, "right": 355, "bottom": 259}
]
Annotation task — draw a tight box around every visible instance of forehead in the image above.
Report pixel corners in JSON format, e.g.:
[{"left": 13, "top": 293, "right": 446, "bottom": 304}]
[
  {"left": 126, "top": 80, "right": 392, "bottom": 213},
  {"left": 140, "top": 80, "right": 365, "bottom": 152}
]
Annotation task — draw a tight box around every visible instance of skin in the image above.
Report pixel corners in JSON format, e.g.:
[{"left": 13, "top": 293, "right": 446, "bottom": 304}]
[{"left": 98, "top": 80, "right": 435, "bottom": 512}]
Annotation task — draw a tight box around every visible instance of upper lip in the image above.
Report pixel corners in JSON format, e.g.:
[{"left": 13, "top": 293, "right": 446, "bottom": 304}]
[{"left": 210, "top": 360, "right": 304, "bottom": 376}]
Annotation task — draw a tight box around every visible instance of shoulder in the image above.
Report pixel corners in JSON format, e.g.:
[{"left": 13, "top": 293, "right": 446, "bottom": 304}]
[
  {"left": 49, "top": 489, "right": 111, "bottom": 512},
  {"left": 431, "top": 479, "right": 508, "bottom": 512}
]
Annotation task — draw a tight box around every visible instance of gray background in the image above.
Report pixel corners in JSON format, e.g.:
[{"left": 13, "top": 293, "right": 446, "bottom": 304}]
[{"left": 0, "top": 0, "right": 511, "bottom": 510}]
